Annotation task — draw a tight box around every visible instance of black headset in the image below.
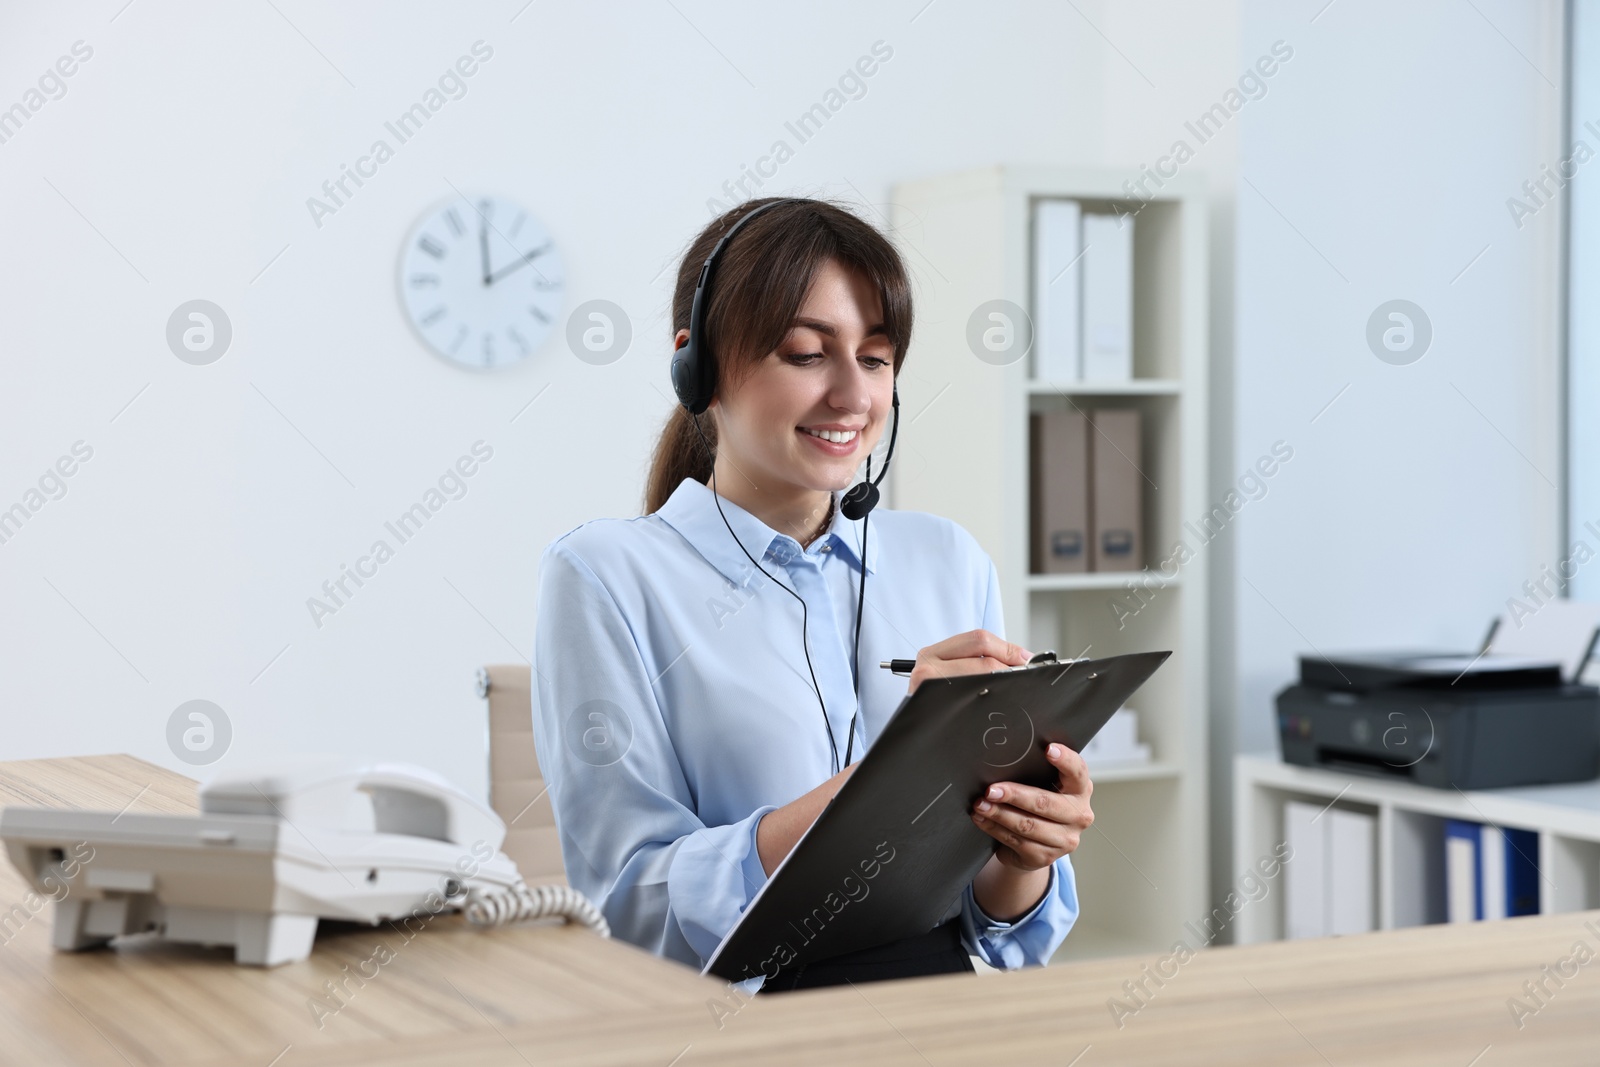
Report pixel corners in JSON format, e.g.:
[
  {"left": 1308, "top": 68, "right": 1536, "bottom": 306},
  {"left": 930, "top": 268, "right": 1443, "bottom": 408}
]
[{"left": 670, "top": 197, "right": 900, "bottom": 773}]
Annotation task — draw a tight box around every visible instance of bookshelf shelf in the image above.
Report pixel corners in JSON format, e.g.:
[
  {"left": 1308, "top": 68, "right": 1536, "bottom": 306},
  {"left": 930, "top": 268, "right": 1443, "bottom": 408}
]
[
  {"left": 1026, "top": 572, "right": 1179, "bottom": 593},
  {"left": 1026, "top": 378, "right": 1182, "bottom": 397},
  {"left": 890, "top": 165, "right": 1209, "bottom": 963},
  {"left": 1088, "top": 760, "right": 1183, "bottom": 784},
  {"left": 1234, "top": 753, "right": 1600, "bottom": 942}
]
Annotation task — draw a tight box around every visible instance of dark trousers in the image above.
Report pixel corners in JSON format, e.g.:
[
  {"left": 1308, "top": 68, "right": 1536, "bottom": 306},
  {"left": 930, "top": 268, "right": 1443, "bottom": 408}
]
[{"left": 758, "top": 918, "right": 975, "bottom": 993}]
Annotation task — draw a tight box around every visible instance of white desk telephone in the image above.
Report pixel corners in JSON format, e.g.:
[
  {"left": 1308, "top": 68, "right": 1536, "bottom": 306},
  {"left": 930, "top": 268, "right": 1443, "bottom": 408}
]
[{"left": 0, "top": 757, "right": 606, "bottom": 965}]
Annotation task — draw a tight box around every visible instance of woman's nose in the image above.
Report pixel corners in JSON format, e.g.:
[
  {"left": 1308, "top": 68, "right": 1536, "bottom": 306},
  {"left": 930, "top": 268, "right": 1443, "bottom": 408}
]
[{"left": 827, "top": 358, "right": 871, "bottom": 413}]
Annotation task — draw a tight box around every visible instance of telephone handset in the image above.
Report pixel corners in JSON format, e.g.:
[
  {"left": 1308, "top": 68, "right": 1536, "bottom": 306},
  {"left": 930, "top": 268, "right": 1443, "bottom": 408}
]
[
  {"left": 0, "top": 757, "right": 607, "bottom": 966},
  {"left": 199, "top": 759, "right": 507, "bottom": 849}
]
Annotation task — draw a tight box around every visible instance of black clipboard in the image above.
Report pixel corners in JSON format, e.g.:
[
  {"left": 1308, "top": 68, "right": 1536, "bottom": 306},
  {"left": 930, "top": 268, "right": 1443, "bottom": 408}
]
[{"left": 703, "top": 649, "right": 1170, "bottom": 983}]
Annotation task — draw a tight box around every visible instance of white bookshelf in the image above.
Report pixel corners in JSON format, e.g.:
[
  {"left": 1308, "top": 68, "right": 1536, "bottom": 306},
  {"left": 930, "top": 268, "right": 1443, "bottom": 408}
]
[
  {"left": 889, "top": 165, "right": 1210, "bottom": 962},
  {"left": 1235, "top": 753, "right": 1600, "bottom": 943}
]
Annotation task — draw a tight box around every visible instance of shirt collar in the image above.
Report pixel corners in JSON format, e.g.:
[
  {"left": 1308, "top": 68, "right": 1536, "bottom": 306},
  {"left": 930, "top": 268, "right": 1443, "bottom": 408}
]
[{"left": 655, "top": 477, "right": 879, "bottom": 585}]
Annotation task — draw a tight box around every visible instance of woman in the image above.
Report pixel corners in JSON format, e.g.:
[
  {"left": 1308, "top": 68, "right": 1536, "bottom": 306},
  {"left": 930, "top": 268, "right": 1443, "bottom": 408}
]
[{"left": 532, "top": 197, "right": 1093, "bottom": 993}]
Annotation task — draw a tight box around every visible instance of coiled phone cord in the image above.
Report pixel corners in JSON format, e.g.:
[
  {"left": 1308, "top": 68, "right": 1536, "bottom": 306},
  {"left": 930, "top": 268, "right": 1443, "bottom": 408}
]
[{"left": 463, "top": 880, "right": 611, "bottom": 937}]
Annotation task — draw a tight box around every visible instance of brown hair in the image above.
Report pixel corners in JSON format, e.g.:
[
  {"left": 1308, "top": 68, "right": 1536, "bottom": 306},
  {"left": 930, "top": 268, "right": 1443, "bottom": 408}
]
[{"left": 643, "top": 197, "right": 913, "bottom": 514}]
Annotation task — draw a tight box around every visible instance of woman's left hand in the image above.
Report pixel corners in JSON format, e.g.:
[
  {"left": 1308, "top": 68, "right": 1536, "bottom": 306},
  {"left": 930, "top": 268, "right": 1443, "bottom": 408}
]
[{"left": 971, "top": 742, "right": 1093, "bottom": 871}]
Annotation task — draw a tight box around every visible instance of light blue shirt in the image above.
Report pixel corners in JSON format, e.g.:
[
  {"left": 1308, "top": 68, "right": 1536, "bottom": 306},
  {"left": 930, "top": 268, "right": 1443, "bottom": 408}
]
[{"left": 531, "top": 476, "right": 1078, "bottom": 988}]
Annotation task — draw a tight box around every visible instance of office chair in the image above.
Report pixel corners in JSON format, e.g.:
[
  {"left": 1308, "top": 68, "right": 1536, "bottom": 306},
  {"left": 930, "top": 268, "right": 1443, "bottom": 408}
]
[{"left": 476, "top": 665, "right": 568, "bottom": 887}]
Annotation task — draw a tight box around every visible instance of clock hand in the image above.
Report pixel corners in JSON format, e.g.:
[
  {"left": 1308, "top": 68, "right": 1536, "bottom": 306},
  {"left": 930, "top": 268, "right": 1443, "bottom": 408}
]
[
  {"left": 485, "top": 242, "right": 553, "bottom": 286},
  {"left": 479, "top": 213, "right": 491, "bottom": 287}
]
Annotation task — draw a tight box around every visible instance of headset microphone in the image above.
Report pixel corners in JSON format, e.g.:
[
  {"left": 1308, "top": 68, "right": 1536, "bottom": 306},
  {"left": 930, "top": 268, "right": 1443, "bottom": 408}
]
[
  {"left": 838, "top": 484, "right": 877, "bottom": 522},
  {"left": 839, "top": 387, "right": 899, "bottom": 521},
  {"left": 673, "top": 198, "right": 898, "bottom": 775}
]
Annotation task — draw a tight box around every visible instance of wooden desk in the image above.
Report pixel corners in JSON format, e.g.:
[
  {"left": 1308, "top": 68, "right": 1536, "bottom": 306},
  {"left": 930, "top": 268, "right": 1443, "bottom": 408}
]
[
  {"left": 0, "top": 755, "right": 721, "bottom": 1067},
  {"left": 4, "top": 757, "right": 1599, "bottom": 1065}
]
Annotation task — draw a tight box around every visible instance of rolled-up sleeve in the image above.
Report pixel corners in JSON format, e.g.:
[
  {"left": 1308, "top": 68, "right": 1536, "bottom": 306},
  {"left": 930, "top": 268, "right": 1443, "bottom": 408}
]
[
  {"left": 532, "top": 541, "right": 771, "bottom": 969},
  {"left": 955, "top": 549, "right": 1082, "bottom": 967}
]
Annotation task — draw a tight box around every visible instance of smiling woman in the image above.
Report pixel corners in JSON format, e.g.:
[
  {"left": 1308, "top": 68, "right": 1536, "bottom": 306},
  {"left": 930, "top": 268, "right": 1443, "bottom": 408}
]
[
  {"left": 532, "top": 197, "right": 1088, "bottom": 995},
  {"left": 644, "top": 199, "right": 911, "bottom": 519}
]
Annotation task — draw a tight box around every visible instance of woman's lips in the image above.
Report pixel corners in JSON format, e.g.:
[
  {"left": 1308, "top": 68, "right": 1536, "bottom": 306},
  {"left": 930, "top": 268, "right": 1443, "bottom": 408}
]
[{"left": 797, "top": 427, "right": 860, "bottom": 455}]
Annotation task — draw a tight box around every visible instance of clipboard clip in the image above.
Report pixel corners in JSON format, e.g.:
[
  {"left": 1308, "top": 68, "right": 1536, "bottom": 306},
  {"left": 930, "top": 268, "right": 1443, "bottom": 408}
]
[
  {"left": 1004, "top": 650, "right": 1064, "bottom": 670},
  {"left": 1006, "top": 650, "right": 1096, "bottom": 677}
]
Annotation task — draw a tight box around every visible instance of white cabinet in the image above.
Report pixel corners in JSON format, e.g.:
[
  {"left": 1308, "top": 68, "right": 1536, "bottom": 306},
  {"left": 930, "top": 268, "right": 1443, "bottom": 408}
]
[
  {"left": 890, "top": 166, "right": 1210, "bottom": 960},
  {"left": 1235, "top": 753, "right": 1600, "bottom": 943}
]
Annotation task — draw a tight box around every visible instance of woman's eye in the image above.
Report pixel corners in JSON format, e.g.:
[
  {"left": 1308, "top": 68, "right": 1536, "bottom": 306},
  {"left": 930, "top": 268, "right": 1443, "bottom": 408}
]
[{"left": 784, "top": 352, "right": 890, "bottom": 368}]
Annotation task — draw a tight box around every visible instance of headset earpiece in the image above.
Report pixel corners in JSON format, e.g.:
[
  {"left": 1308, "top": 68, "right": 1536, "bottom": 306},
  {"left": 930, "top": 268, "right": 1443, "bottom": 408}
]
[
  {"left": 673, "top": 201, "right": 796, "bottom": 417},
  {"left": 669, "top": 333, "right": 710, "bottom": 415}
]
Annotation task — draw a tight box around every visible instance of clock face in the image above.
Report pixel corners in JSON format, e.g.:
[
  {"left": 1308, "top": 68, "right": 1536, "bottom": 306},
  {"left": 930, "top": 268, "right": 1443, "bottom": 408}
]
[{"left": 399, "top": 195, "right": 565, "bottom": 370}]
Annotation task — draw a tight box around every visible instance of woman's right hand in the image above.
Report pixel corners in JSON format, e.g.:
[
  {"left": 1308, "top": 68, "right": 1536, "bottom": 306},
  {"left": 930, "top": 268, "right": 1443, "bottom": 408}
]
[
  {"left": 756, "top": 760, "right": 859, "bottom": 876},
  {"left": 907, "top": 629, "right": 1033, "bottom": 695}
]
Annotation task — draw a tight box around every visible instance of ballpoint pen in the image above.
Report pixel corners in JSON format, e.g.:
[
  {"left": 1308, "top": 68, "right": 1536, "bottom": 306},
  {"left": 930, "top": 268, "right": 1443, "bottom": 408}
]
[{"left": 879, "top": 650, "right": 1062, "bottom": 676}]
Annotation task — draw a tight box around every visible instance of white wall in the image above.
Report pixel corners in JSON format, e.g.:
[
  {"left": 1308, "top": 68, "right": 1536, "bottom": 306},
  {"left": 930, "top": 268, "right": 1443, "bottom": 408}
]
[
  {"left": 1571, "top": 0, "right": 1600, "bottom": 598},
  {"left": 1229, "top": 0, "right": 1566, "bottom": 905},
  {"left": 6, "top": 0, "right": 1561, "bottom": 933},
  {"left": 0, "top": 0, "right": 1243, "bottom": 798}
]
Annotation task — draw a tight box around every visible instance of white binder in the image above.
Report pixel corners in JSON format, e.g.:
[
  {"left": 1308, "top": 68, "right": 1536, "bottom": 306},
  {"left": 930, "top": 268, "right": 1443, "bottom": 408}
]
[
  {"left": 1032, "top": 198, "right": 1082, "bottom": 381},
  {"left": 1081, "top": 212, "right": 1134, "bottom": 380}
]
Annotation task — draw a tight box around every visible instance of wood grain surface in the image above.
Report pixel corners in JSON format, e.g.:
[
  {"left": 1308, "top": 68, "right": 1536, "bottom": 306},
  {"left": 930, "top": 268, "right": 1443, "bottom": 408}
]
[{"left": 2, "top": 756, "right": 1596, "bottom": 1066}]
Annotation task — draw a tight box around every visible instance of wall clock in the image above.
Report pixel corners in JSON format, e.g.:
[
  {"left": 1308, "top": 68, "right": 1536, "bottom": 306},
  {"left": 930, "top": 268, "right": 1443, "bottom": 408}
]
[{"left": 399, "top": 194, "right": 564, "bottom": 370}]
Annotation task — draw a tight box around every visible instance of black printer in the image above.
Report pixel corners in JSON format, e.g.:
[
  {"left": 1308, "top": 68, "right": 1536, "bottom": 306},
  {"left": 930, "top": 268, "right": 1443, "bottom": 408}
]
[{"left": 1276, "top": 652, "right": 1600, "bottom": 789}]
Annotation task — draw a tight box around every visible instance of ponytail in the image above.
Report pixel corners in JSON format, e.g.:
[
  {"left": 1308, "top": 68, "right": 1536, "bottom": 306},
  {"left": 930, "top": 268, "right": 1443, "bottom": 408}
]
[{"left": 644, "top": 406, "right": 716, "bottom": 514}]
